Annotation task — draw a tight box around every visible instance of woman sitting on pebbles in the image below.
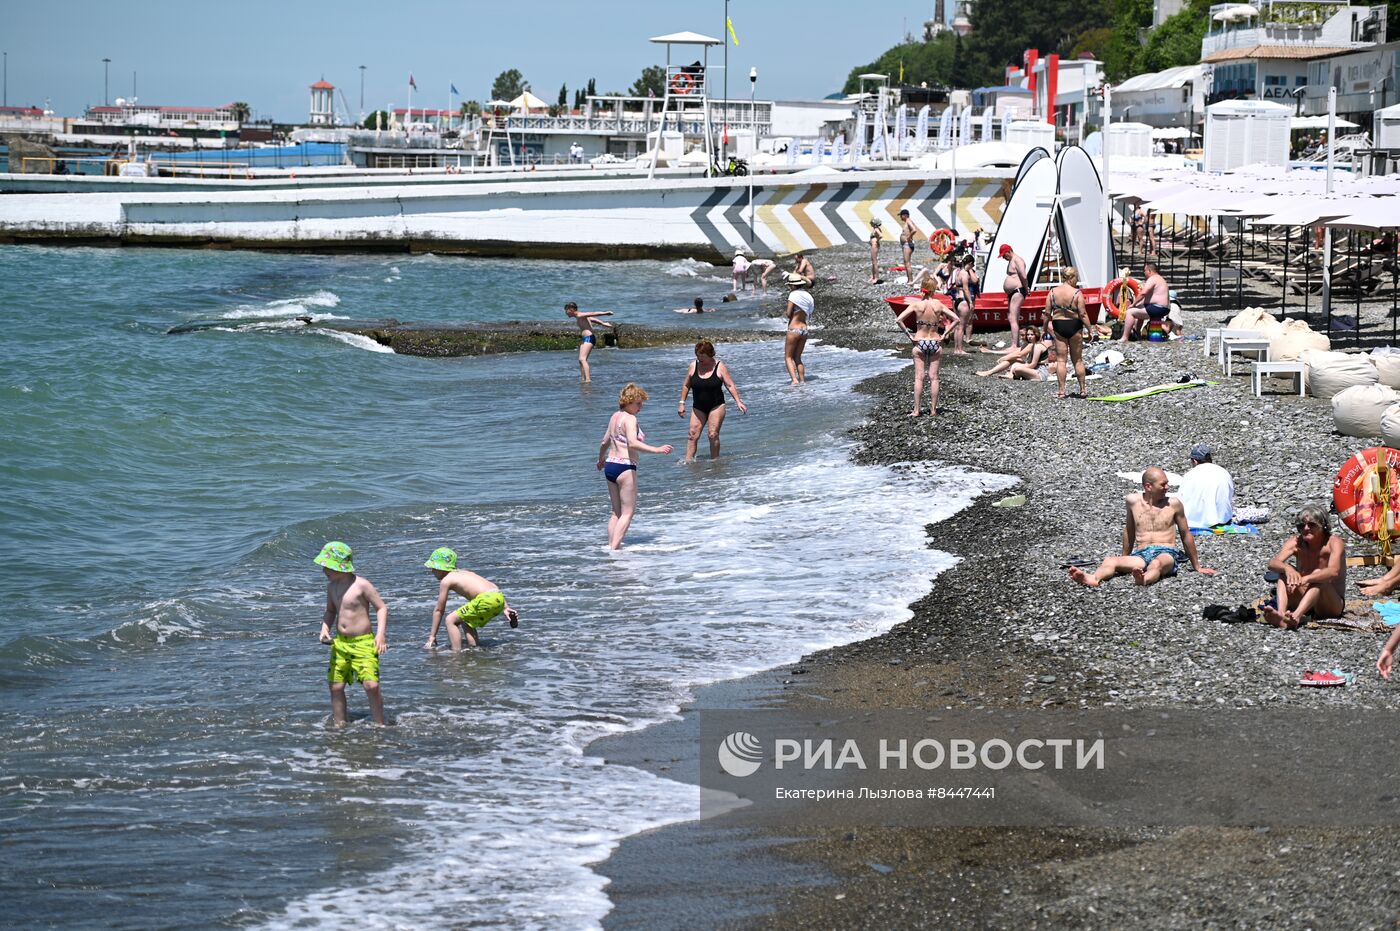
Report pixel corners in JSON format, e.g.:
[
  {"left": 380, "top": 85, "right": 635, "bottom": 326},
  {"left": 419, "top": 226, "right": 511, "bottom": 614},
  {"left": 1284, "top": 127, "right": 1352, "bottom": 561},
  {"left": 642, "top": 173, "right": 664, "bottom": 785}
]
[{"left": 975, "top": 326, "right": 1042, "bottom": 377}]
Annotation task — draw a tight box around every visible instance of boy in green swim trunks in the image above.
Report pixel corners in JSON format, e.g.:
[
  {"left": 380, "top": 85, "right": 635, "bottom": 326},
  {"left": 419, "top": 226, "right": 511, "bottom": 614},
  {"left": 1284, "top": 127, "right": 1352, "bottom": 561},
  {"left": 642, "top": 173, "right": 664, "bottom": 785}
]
[
  {"left": 423, "top": 547, "right": 520, "bottom": 651},
  {"left": 315, "top": 541, "right": 389, "bottom": 726}
]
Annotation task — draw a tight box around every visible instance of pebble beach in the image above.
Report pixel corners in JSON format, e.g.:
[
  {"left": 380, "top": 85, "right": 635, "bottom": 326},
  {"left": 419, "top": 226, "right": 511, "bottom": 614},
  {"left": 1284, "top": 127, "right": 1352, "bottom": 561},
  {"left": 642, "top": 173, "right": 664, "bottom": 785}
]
[{"left": 598, "top": 240, "right": 1400, "bottom": 930}]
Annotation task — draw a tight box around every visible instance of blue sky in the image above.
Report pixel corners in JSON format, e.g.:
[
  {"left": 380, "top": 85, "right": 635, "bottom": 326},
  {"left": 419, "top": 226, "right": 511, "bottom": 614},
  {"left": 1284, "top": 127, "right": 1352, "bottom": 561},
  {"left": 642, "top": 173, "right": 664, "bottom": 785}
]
[{"left": 3, "top": 1, "right": 949, "bottom": 122}]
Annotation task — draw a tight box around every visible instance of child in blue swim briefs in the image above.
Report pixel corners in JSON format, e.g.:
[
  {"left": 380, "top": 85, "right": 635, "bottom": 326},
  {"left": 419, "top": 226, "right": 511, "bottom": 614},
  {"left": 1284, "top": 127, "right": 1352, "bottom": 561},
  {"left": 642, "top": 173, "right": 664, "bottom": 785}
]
[
  {"left": 423, "top": 547, "right": 520, "bottom": 651},
  {"left": 315, "top": 541, "right": 389, "bottom": 726}
]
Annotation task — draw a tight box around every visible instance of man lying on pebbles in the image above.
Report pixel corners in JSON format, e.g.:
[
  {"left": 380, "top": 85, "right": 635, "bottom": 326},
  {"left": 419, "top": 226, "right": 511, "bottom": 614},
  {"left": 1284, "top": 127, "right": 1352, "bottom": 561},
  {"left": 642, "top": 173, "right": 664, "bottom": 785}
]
[{"left": 1071, "top": 466, "right": 1216, "bottom": 587}]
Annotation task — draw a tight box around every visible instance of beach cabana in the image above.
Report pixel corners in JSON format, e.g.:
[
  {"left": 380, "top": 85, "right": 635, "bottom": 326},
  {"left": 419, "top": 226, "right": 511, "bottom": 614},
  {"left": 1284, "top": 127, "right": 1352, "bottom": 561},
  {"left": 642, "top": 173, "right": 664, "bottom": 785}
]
[{"left": 1204, "top": 100, "right": 1291, "bottom": 173}]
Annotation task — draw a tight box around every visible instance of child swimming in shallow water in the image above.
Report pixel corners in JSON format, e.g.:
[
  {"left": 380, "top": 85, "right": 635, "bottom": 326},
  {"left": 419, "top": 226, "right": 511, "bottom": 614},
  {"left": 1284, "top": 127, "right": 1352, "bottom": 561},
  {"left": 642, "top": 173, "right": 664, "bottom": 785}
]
[
  {"left": 422, "top": 547, "right": 519, "bottom": 651},
  {"left": 315, "top": 541, "right": 388, "bottom": 726}
]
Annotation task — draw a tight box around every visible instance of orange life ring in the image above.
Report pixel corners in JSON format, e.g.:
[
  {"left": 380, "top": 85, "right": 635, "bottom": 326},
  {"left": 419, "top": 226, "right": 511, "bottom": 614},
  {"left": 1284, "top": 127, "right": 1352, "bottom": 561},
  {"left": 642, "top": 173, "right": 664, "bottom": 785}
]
[
  {"left": 1334, "top": 447, "right": 1400, "bottom": 540},
  {"left": 670, "top": 72, "right": 695, "bottom": 96},
  {"left": 929, "top": 228, "right": 956, "bottom": 256},
  {"left": 1103, "top": 277, "right": 1141, "bottom": 319}
]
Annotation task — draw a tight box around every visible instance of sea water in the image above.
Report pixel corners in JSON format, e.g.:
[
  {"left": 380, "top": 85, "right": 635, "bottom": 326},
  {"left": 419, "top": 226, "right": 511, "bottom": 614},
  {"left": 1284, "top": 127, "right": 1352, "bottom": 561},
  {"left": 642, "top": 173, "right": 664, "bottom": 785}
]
[{"left": 0, "top": 245, "right": 1012, "bottom": 929}]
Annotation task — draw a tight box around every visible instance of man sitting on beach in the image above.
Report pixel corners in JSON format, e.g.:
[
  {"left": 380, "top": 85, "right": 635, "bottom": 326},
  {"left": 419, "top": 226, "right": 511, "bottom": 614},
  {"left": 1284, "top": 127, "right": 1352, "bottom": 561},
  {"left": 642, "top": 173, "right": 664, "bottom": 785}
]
[
  {"left": 1263, "top": 504, "right": 1345, "bottom": 629},
  {"left": 793, "top": 253, "right": 816, "bottom": 287},
  {"left": 1070, "top": 467, "right": 1216, "bottom": 588},
  {"left": 1119, "top": 262, "right": 1170, "bottom": 343},
  {"left": 1177, "top": 442, "right": 1234, "bottom": 529}
]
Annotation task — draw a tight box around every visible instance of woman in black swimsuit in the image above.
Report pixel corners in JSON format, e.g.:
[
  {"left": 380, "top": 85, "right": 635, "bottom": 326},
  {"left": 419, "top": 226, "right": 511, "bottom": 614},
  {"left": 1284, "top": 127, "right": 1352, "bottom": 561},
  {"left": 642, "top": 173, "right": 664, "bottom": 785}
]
[
  {"left": 677, "top": 339, "right": 748, "bottom": 461},
  {"left": 1047, "top": 266, "right": 1095, "bottom": 399}
]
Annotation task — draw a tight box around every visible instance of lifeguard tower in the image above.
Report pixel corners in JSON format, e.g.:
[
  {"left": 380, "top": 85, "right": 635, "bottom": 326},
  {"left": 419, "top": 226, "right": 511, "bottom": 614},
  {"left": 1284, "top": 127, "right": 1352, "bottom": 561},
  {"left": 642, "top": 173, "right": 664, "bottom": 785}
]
[{"left": 647, "top": 30, "right": 721, "bottom": 179}]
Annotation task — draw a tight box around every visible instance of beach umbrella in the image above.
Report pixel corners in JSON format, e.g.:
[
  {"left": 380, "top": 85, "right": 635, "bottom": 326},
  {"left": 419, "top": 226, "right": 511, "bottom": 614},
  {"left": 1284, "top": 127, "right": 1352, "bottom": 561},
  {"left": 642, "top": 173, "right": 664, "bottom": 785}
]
[
  {"left": 509, "top": 91, "right": 549, "bottom": 111},
  {"left": 1291, "top": 115, "right": 1360, "bottom": 130}
]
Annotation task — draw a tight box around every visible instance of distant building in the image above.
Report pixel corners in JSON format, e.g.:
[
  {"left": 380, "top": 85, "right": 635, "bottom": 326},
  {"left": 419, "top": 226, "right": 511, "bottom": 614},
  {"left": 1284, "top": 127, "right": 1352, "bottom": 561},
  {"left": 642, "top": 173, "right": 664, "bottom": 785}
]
[
  {"left": 309, "top": 79, "right": 335, "bottom": 126},
  {"left": 1201, "top": 0, "right": 1386, "bottom": 105},
  {"left": 1112, "top": 64, "right": 1210, "bottom": 127}
]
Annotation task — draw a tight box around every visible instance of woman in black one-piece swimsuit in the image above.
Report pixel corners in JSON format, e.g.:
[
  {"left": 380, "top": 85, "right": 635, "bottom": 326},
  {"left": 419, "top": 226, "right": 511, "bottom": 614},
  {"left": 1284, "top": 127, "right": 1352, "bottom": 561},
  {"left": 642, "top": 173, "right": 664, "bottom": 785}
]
[{"left": 677, "top": 339, "right": 748, "bottom": 461}]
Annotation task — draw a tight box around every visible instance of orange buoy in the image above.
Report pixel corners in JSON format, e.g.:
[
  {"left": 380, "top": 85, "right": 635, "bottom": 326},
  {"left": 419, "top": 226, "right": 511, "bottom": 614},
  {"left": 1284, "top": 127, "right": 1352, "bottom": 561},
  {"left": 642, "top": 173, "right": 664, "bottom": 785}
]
[
  {"left": 1334, "top": 447, "right": 1400, "bottom": 539},
  {"left": 929, "top": 228, "right": 956, "bottom": 256},
  {"left": 1103, "top": 277, "right": 1141, "bottom": 319},
  {"left": 670, "top": 72, "right": 695, "bottom": 96}
]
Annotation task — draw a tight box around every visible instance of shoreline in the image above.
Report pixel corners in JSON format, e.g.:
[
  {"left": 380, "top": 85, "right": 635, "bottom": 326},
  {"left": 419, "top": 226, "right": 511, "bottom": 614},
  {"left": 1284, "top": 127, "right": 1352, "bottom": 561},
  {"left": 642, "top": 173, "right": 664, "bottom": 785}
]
[{"left": 591, "top": 243, "right": 1400, "bottom": 929}]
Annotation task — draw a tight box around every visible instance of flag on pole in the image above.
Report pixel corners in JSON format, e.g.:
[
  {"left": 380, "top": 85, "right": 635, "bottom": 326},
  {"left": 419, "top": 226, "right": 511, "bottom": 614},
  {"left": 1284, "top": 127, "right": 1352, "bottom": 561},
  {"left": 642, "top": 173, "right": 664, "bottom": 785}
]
[
  {"left": 899, "top": 60, "right": 904, "bottom": 83},
  {"left": 409, "top": 73, "right": 417, "bottom": 90},
  {"left": 726, "top": 16, "right": 740, "bottom": 46},
  {"left": 450, "top": 83, "right": 459, "bottom": 95}
]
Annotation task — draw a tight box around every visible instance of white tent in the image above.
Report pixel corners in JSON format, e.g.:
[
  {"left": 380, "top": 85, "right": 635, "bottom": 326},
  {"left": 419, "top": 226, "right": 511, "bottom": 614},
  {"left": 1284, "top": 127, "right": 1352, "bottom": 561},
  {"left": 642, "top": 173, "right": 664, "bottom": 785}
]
[
  {"left": 1204, "top": 99, "right": 1291, "bottom": 172},
  {"left": 1150, "top": 126, "right": 1198, "bottom": 139}
]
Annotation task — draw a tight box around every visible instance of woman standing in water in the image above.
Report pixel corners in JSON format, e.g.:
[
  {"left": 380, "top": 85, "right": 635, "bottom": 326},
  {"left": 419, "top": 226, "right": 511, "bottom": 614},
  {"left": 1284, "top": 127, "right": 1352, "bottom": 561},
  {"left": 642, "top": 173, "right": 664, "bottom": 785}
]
[
  {"left": 677, "top": 340, "right": 747, "bottom": 461},
  {"left": 598, "top": 384, "right": 673, "bottom": 549},
  {"left": 784, "top": 277, "right": 814, "bottom": 385}
]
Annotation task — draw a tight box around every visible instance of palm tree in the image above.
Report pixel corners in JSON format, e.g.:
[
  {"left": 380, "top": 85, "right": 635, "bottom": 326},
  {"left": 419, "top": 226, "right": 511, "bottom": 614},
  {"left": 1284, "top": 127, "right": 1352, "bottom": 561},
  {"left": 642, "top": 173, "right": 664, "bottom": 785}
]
[{"left": 229, "top": 101, "right": 251, "bottom": 125}]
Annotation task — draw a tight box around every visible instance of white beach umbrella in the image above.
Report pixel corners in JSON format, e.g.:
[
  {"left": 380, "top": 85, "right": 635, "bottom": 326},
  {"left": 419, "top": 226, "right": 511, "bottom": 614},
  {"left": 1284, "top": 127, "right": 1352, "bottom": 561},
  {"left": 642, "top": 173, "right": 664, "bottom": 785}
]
[
  {"left": 508, "top": 91, "right": 549, "bottom": 111},
  {"left": 1252, "top": 196, "right": 1363, "bottom": 226},
  {"left": 1324, "top": 200, "right": 1400, "bottom": 229},
  {"left": 1291, "top": 115, "right": 1360, "bottom": 130}
]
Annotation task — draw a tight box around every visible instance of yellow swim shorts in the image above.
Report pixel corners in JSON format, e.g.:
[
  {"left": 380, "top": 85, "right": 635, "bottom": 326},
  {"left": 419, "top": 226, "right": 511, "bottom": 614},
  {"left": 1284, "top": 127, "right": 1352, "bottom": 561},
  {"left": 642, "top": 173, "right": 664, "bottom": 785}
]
[
  {"left": 452, "top": 591, "right": 506, "bottom": 630},
  {"left": 328, "top": 633, "right": 379, "bottom": 684}
]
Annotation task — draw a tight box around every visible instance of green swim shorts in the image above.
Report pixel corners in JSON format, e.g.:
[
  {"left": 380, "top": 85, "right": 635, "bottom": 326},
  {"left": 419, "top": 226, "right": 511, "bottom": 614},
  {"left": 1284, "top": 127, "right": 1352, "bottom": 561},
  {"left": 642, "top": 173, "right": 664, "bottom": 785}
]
[
  {"left": 328, "top": 633, "right": 379, "bottom": 684},
  {"left": 452, "top": 590, "right": 506, "bottom": 630}
]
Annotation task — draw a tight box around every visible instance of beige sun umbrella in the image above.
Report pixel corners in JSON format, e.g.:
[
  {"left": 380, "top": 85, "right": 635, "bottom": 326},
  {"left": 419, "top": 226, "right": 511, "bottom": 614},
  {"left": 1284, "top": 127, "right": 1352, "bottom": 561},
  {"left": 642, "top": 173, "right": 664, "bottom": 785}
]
[{"left": 509, "top": 91, "right": 550, "bottom": 111}]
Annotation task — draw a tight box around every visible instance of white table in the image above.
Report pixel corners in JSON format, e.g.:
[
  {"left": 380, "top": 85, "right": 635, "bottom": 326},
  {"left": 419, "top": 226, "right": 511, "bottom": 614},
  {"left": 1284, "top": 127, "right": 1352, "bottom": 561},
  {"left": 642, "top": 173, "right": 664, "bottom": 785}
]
[
  {"left": 1223, "top": 337, "right": 1271, "bottom": 377},
  {"left": 1205, "top": 327, "right": 1267, "bottom": 360},
  {"left": 1251, "top": 360, "right": 1308, "bottom": 397}
]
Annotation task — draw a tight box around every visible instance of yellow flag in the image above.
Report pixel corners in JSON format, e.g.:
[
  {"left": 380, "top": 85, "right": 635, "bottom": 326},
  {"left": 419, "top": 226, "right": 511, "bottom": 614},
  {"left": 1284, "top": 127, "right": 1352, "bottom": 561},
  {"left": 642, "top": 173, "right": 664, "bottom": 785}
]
[
  {"left": 899, "top": 60, "right": 904, "bottom": 82},
  {"left": 726, "top": 16, "right": 740, "bottom": 46}
]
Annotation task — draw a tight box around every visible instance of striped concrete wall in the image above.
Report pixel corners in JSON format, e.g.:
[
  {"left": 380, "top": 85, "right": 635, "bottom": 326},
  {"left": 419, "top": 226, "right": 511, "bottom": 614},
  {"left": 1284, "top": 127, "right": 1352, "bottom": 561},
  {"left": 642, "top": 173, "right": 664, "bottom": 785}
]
[{"left": 0, "top": 168, "right": 1013, "bottom": 259}]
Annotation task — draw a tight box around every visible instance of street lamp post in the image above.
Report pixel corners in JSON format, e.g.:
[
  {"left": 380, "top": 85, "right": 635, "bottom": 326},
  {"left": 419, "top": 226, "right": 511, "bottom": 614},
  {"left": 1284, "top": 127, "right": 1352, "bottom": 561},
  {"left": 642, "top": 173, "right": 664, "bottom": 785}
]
[
  {"left": 102, "top": 57, "right": 110, "bottom": 105},
  {"left": 748, "top": 66, "right": 757, "bottom": 244},
  {"left": 3, "top": 51, "right": 7, "bottom": 108},
  {"left": 359, "top": 65, "right": 366, "bottom": 116}
]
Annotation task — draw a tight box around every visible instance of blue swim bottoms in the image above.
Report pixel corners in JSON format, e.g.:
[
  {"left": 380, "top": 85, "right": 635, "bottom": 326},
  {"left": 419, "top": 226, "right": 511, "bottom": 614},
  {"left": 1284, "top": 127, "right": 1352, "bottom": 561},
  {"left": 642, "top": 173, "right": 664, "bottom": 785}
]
[
  {"left": 604, "top": 460, "right": 636, "bottom": 483},
  {"left": 581, "top": 334, "right": 596, "bottom": 345},
  {"left": 1130, "top": 545, "right": 1185, "bottom": 576},
  {"left": 1145, "top": 303, "right": 1170, "bottom": 320}
]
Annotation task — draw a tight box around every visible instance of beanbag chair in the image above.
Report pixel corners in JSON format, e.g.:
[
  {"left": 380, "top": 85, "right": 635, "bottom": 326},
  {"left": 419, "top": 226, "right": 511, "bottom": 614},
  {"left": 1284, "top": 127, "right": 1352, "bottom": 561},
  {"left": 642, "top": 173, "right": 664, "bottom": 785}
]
[
  {"left": 1304, "top": 349, "right": 1378, "bottom": 400},
  {"left": 1380, "top": 402, "right": 1400, "bottom": 449},
  {"left": 1372, "top": 348, "right": 1400, "bottom": 389},
  {"left": 1269, "top": 319, "right": 1329, "bottom": 362},
  {"left": 1226, "top": 307, "right": 1283, "bottom": 334},
  {"left": 1332, "top": 384, "right": 1398, "bottom": 437}
]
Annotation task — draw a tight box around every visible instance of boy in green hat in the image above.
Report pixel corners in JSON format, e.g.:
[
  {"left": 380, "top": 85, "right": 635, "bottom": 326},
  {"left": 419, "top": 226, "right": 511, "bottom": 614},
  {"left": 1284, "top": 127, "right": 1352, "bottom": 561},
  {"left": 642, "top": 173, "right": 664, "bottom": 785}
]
[
  {"left": 423, "top": 547, "right": 519, "bottom": 651},
  {"left": 315, "top": 541, "right": 388, "bottom": 725}
]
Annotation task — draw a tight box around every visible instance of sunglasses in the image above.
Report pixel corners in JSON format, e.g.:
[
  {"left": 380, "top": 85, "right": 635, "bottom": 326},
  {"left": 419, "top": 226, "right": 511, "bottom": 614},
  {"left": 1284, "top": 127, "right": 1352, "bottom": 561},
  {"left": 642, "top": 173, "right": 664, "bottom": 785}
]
[{"left": 1296, "top": 520, "right": 1321, "bottom": 530}]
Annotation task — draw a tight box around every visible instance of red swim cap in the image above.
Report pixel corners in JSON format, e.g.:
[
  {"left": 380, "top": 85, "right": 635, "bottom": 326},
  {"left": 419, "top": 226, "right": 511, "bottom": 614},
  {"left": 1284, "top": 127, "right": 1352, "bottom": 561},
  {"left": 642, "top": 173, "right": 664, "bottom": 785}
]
[{"left": 998, "top": 244, "right": 1013, "bottom": 257}]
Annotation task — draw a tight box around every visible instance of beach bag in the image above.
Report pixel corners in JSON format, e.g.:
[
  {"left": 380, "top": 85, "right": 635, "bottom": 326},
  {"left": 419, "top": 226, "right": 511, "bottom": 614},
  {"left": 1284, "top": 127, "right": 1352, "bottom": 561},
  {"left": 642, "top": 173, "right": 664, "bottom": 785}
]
[
  {"left": 1303, "top": 349, "right": 1377, "bottom": 400},
  {"left": 1269, "top": 319, "right": 1329, "bottom": 362},
  {"left": 1381, "top": 403, "right": 1400, "bottom": 449},
  {"left": 1332, "top": 384, "right": 1398, "bottom": 437},
  {"left": 1372, "top": 348, "right": 1400, "bottom": 389}
]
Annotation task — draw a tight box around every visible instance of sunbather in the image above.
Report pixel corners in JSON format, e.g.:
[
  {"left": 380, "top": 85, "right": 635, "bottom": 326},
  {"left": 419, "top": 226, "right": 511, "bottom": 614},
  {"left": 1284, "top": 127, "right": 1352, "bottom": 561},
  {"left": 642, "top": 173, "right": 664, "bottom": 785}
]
[
  {"left": 1070, "top": 467, "right": 1215, "bottom": 588},
  {"left": 1263, "top": 503, "right": 1346, "bottom": 630}
]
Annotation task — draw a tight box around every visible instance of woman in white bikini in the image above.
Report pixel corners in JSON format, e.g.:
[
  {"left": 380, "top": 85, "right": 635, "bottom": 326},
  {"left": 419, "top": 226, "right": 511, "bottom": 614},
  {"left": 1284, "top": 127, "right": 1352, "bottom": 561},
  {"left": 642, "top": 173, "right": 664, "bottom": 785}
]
[
  {"left": 596, "top": 383, "right": 673, "bottom": 549},
  {"left": 784, "top": 280, "right": 815, "bottom": 385}
]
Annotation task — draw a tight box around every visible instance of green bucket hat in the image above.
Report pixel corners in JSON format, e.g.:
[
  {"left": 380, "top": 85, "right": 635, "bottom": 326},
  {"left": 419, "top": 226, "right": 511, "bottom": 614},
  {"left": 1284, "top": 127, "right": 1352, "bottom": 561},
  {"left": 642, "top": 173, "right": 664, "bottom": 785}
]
[
  {"left": 314, "top": 541, "right": 355, "bottom": 573},
  {"left": 424, "top": 547, "right": 458, "bottom": 572}
]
